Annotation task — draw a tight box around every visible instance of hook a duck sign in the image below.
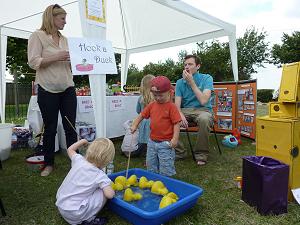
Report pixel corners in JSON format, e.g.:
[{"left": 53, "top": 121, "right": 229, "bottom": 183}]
[{"left": 68, "top": 37, "right": 117, "bottom": 75}]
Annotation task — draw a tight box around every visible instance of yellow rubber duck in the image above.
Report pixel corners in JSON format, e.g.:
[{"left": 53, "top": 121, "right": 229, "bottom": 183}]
[
  {"left": 166, "top": 192, "right": 179, "bottom": 201},
  {"left": 139, "top": 176, "right": 153, "bottom": 189},
  {"left": 114, "top": 175, "right": 127, "bottom": 187},
  {"left": 159, "top": 195, "right": 177, "bottom": 209},
  {"left": 123, "top": 188, "right": 143, "bottom": 202},
  {"left": 111, "top": 181, "right": 124, "bottom": 191},
  {"left": 126, "top": 175, "right": 139, "bottom": 187},
  {"left": 148, "top": 180, "right": 154, "bottom": 188},
  {"left": 151, "top": 181, "right": 169, "bottom": 196}
]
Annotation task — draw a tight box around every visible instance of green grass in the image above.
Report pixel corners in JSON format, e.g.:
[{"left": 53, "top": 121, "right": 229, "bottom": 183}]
[
  {"left": 5, "top": 104, "right": 29, "bottom": 125},
  {"left": 2, "top": 104, "right": 299, "bottom": 225},
  {"left": 1, "top": 137, "right": 300, "bottom": 224},
  {"left": 256, "top": 103, "right": 269, "bottom": 117}
]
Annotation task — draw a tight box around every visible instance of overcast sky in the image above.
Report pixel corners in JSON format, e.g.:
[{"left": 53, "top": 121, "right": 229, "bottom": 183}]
[{"left": 129, "top": 0, "right": 300, "bottom": 90}]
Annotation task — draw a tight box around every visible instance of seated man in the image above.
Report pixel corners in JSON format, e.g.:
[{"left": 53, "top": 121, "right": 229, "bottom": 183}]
[{"left": 175, "top": 54, "right": 214, "bottom": 165}]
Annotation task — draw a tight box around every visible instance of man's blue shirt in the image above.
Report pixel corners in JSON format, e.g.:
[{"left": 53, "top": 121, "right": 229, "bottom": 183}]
[{"left": 175, "top": 72, "right": 213, "bottom": 110}]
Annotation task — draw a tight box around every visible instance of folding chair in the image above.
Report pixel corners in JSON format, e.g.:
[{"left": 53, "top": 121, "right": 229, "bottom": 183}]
[
  {"left": 180, "top": 90, "right": 222, "bottom": 161},
  {"left": 182, "top": 119, "right": 222, "bottom": 162},
  {"left": 0, "top": 160, "right": 6, "bottom": 217}
]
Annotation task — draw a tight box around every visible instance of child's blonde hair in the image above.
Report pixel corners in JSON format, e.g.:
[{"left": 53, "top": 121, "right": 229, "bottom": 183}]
[
  {"left": 40, "top": 4, "right": 67, "bottom": 35},
  {"left": 85, "top": 138, "right": 115, "bottom": 168},
  {"left": 140, "top": 74, "right": 155, "bottom": 106}
]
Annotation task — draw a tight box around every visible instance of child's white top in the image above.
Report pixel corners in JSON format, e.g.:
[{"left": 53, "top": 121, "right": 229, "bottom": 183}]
[{"left": 56, "top": 154, "right": 111, "bottom": 211}]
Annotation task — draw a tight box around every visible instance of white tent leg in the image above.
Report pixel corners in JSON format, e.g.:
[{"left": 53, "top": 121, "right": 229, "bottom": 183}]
[
  {"left": 229, "top": 34, "right": 239, "bottom": 81},
  {"left": 121, "top": 52, "right": 130, "bottom": 91},
  {"left": 78, "top": 0, "right": 107, "bottom": 138},
  {"left": 0, "top": 28, "right": 7, "bottom": 123}
]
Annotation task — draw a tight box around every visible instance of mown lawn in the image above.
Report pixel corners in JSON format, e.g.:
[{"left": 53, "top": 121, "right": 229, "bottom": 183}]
[
  {"left": 5, "top": 104, "right": 29, "bottom": 125},
  {"left": 1, "top": 104, "right": 299, "bottom": 225}
]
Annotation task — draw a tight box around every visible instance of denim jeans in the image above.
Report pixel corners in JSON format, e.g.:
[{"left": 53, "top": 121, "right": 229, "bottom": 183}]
[
  {"left": 147, "top": 139, "right": 176, "bottom": 176},
  {"left": 37, "top": 85, "right": 77, "bottom": 166}
]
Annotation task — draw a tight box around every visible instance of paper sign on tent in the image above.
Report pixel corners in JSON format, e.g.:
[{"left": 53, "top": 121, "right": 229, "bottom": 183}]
[{"left": 68, "top": 37, "right": 117, "bottom": 75}]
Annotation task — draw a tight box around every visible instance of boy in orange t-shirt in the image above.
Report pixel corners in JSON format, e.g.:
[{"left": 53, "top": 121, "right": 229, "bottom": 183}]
[{"left": 131, "top": 76, "right": 181, "bottom": 176}]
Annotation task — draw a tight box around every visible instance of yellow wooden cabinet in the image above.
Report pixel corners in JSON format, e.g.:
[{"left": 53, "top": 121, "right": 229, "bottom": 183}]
[
  {"left": 256, "top": 116, "right": 300, "bottom": 200},
  {"left": 278, "top": 62, "right": 300, "bottom": 102},
  {"left": 269, "top": 102, "right": 300, "bottom": 118}
]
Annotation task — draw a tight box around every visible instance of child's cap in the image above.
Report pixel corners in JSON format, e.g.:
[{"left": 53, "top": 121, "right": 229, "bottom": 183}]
[{"left": 150, "top": 76, "right": 171, "bottom": 93}]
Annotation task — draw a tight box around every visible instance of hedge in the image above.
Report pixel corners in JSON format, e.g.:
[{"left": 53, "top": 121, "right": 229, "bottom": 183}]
[{"left": 257, "top": 89, "right": 274, "bottom": 103}]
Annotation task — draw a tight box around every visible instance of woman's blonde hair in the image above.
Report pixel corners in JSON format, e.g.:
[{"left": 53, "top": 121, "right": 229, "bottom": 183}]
[
  {"left": 40, "top": 4, "right": 66, "bottom": 35},
  {"left": 85, "top": 138, "right": 115, "bottom": 168},
  {"left": 140, "top": 74, "right": 155, "bottom": 106}
]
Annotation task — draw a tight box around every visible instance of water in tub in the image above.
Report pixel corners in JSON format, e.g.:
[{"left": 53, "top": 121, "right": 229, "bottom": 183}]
[{"left": 115, "top": 187, "right": 162, "bottom": 212}]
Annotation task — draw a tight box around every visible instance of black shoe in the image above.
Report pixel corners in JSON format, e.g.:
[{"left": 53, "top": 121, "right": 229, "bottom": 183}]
[{"left": 81, "top": 217, "right": 107, "bottom": 225}]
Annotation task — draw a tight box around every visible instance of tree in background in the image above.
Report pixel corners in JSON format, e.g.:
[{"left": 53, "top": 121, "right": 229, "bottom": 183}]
[
  {"left": 6, "top": 37, "right": 35, "bottom": 83},
  {"left": 126, "top": 26, "right": 269, "bottom": 84},
  {"left": 196, "top": 26, "right": 269, "bottom": 81},
  {"left": 143, "top": 58, "right": 182, "bottom": 82},
  {"left": 126, "top": 64, "right": 144, "bottom": 86},
  {"left": 5, "top": 27, "right": 270, "bottom": 86},
  {"left": 196, "top": 41, "right": 231, "bottom": 81},
  {"left": 235, "top": 27, "right": 269, "bottom": 80},
  {"left": 126, "top": 56, "right": 184, "bottom": 86},
  {"left": 271, "top": 31, "right": 300, "bottom": 66},
  {"left": 257, "top": 89, "right": 274, "bottom": 103}
]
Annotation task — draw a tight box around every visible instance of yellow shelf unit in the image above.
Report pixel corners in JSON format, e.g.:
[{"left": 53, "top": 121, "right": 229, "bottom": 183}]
[
  {"left": 269, "top": 102, "right": 300, "bottom": 118},
  {"left": 256, "top": 116, "right": 300, "bottom": 201},
  {"left": 278, "top": 62, "right": 300, "bottom": 102}
]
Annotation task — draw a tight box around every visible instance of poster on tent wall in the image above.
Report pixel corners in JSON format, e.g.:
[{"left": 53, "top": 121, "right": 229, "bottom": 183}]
[
  {"left": 236, "top": 80, "right": 257, "bottom": 139},
  {"left": 68, "top": 37, "right": 117, "bottom": 75},
  {"left": 85, "top": 0, "right": 106, "bottom": 27},
  {"left": 212, "top": 79, "right": 257, "bottom": 139}
]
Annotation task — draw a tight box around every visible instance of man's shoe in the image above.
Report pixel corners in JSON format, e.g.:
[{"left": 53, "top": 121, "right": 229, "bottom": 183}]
[{"left": 40, "top": 166, "right": 53, "bottom": 177}]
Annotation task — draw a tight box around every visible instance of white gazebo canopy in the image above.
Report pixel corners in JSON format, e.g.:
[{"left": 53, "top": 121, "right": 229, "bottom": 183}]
[{"left": 0, "top": 0, "right": 238, "bottom": 122}]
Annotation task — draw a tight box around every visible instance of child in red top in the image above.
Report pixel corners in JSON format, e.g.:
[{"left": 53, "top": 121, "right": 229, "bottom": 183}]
[{"left": 131, "top": 76, "right": 181, "bottom": 176}]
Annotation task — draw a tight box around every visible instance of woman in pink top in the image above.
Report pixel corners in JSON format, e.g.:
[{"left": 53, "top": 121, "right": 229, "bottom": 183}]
[{"left": 28, "top": 4, "right": 77, "bottom": 177}]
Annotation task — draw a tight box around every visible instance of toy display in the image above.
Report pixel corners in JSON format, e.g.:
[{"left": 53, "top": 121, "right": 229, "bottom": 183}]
[{"left": 108, "top": 168, "right": 203, "bottom": 225}]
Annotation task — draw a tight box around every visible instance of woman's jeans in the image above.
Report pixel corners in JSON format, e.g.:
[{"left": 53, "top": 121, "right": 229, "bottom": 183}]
[{"left": 37, "top": 86, "right": 77, "bottom": 166}]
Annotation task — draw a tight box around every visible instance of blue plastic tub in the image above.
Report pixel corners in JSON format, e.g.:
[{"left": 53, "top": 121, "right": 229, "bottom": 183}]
[{"left": 108, "top": 168, "right": 203, "bottom": 225}]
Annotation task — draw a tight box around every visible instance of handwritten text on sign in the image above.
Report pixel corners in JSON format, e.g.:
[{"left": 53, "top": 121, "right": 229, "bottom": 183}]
[
  {"left": 78, "top": 97, "right": 93, "bottom": 113},
  {"left": 109, "top": 97, "right": 125, "bottom": 111},
  {"left": 68, "top": 37, "right": 117, "bottom": 75}
]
